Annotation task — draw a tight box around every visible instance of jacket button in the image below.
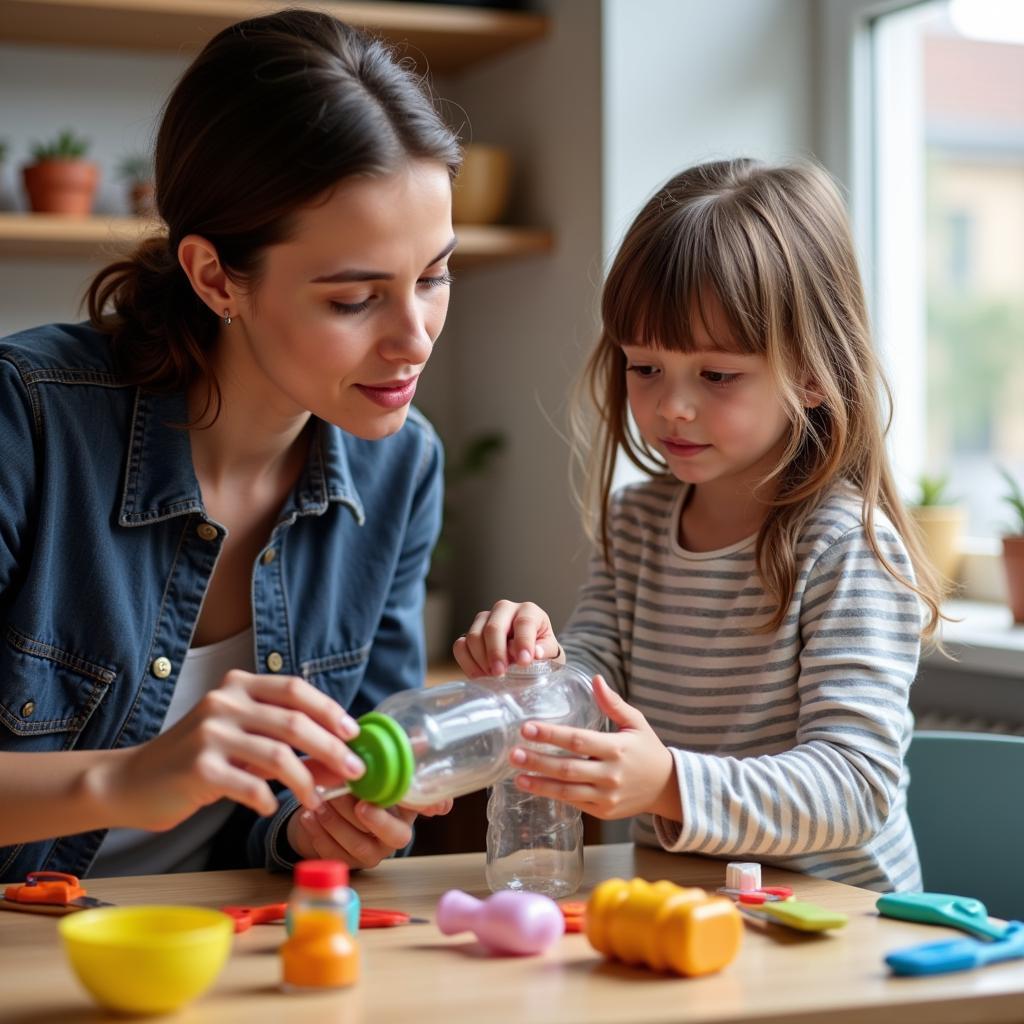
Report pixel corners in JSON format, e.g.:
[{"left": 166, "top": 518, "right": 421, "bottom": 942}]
[
  {"left": 20, "top": 701, "right": 35, "bottom": 718},
  {"left": 266, "top": 651, "right": 284, "bottom": 672},
  {"left": 261, "top": 548, "right": 276, "bottom": 565},
  {"left": 151, "top": 656, "right": 172, "bottom": 679},
  {"left": 197, "top": 523, "right": 218, "bottom": 542}
]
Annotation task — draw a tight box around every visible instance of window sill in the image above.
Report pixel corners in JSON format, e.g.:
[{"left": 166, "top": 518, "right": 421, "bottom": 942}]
[{"left": 925, "top": 599, "right": 1024, "bottom": 678}]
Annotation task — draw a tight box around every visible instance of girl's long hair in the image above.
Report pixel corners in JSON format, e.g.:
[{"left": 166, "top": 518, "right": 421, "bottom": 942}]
[
  {"left": 571, "top": 158, "right": 946, "bottom": 640},
  {"left": 86, "top": 9, "right": 461, "bottom": 419}
]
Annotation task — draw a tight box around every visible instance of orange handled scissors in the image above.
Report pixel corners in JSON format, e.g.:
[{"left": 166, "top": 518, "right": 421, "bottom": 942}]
[{"left": 2, "top": 872, "right": 114, "bottom": 915}]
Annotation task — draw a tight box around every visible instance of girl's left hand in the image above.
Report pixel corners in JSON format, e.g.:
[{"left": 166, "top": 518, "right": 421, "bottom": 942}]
[
  {"left": 509, "top": 675, "right": 681, "bottom": 822},
  {"left": 287, "top": 792, "right": 453, "bottom": 869}
]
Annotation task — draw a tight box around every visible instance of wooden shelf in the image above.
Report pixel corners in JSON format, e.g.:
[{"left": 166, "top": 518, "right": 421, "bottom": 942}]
[
  {"left": 0, "top": 213, "right": 553, "bottom": 267},
  {"left": 0, "top": 0, "right": 549, "bottom": 73}
]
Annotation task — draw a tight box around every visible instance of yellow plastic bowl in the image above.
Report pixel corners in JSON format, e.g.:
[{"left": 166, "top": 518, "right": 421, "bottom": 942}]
[{"left": 58, "top": 905, "right": 233, "bottom": 1015}]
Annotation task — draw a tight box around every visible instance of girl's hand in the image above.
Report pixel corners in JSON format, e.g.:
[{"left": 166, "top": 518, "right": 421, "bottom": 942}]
[
  {"left": 508, "top": 675, "right": 681, "bottom": 821},
  {"left": 107, "top": 670, "right": 366, "bottom": 830},
  {"left": 286, "top": 794, "right": 454, "bottom": 869},
  {"left": 453, "top": 599, "right": 562, "bottom": 677}
]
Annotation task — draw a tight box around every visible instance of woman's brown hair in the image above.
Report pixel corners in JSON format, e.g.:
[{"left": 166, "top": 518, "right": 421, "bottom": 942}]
[
  {"left": 87, "top": 9, "right": 461, "bottom": 416},
  {"left": 572, "top": 158, "right": 947, "bottom": 641}
]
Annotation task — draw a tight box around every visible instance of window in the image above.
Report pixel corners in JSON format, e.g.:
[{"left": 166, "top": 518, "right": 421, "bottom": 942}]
[{"left": 872, "top": 0, "right": 1024, "bottom": 546}]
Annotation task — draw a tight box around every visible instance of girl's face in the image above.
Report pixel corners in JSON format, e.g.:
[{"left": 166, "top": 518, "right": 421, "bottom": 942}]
[
  {"left": 228, "top": 159, "right": 454, "bottom": 440},
  {"left": 622, "top": 295, "right": 794, "bottom": 494}
]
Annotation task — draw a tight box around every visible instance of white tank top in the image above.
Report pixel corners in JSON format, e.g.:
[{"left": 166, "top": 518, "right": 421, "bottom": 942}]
[{"left": 88, "top": 628, "right": 255, "bottom": 878}]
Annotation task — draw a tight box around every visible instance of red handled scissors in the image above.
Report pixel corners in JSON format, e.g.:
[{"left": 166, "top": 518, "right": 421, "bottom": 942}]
[{"left": 221, "top": 902, "right": 426, "bottom": 933}]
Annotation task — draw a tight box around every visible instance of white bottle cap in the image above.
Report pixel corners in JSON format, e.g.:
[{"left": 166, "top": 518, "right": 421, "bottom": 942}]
[{"left": 726, "top": 862, "right": 761, "bottom": 892}]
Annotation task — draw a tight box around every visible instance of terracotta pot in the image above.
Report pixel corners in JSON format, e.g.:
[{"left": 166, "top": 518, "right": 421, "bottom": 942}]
[
  {"left": 23, "top": 159, "right": 100, "bottom": 215},
  {"left": 1002, "top": 535, "right": 1024, "bottom": 624},
  {"left": 909, "top": 505, "right": 965, "bottom": 584},
  {"left": 452, "top": 144, "right": 512, "bottom": 225},
  {"left": 129, "top": 181, "right": 156, "bottom": 218}
]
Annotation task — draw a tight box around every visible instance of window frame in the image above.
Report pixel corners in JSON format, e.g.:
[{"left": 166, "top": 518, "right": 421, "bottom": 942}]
[{"left": 817, "top": 0, "right": 1005, "bottom": 601}]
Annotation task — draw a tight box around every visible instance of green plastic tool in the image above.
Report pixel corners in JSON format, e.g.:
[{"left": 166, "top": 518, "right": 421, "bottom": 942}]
[
  {"left": 876, "top": 892, "right": 1011, "bottom": 942},
  {"left": 740, "top": 899, "right": 848, "bottom": 932}
]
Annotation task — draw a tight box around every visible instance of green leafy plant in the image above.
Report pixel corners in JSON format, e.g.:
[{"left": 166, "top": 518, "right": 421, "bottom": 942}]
[
  {"left": 999, "top": 466, "right": 1024, "bottom": 536},
  {"left": 429, "top": 431, "right": 506, "bottom": 587},
  {"left": 117, "top": 151, "right": 153, "bottom": 184},
  {"left": 914, "top": 473, "right": 956, "bottom": 507},
  {"left": 30, "top": 129, "right": 90, "bottom": 162}
]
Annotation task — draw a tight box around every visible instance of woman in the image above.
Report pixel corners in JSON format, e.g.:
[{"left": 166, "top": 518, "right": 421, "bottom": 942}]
[{"left": 0, "top": 9, "right": 457, "bottom": 881}]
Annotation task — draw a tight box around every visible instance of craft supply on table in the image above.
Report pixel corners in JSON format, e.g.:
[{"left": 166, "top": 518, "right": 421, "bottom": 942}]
[
  {"left": 738, "top": 899, "right": 848, "bottom": 932},
  {"left": 585, "top": 877, "right": 742, "bottom": 977},
  {"left": 876, "top": 892, "right": 1011, "bottom": 942},
  {"left": 717, "top": 861, "right": 793, "bottom": 903},
  {"left": 280, "top": 861, "right": 359, "bottom": 990},
  {"left": 2, "top": 872, "right": 114, "bottom": 915},
  {"left": 58, "top": 905, "right": 232, "bottom": 1014},
  {"left": 885, "top": 921, "right": 1024, "bottom": 976},
  {"left": 436, "top": 889, "right": 565, "bottom": 955}
]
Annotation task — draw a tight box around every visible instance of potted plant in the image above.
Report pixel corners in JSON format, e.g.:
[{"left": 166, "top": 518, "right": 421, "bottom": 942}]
[
  {"left": 117, "top": 151, "right": 155, "bottom": 217},
  {"left": 998, "top": 467, "right": 1024, "bottom": 624},
  {"left": 22, "top": 129, "right": 99, "bottom": 215},
  {"left": 424, "top": 431, "right": 506, "bottom": 663},
  {"left": 908, "top": 473, "right": 964, "bottom": 584}
]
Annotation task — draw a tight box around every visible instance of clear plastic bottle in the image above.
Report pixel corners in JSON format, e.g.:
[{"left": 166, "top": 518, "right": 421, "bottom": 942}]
[
  {"left": 483, "top": 661, "right": 601, "bottom": 898},
  {"left": 317, "top": 661, "right": 602, "bottom": 896}
]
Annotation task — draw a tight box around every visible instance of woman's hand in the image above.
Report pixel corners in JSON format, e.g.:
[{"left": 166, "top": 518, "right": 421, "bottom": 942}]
[
  {"left": 453, "top": 599, "right": 562, "bottom": 677},
  {"left": 103, "top": 670, "right": 367, "bottom": 831},
  {"left": 286, "top": 794, "right": 454, "bottom": 868},
  {"left": 507, "top": 675, "right": 682, "bottom": 822}
]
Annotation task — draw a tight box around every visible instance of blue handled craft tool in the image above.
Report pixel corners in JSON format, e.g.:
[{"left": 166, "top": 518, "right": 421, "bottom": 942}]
[
  {"left": 886, "top": 921, "right": 1024, "bottom": 976},
  {"left": 876, "top": 892, "right": 1010, "bottom": 942}
]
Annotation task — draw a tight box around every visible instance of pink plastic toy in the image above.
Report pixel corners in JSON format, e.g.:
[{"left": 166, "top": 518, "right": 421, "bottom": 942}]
[{"left": 435, "top": 889, "right": 565, "bottom": 955}]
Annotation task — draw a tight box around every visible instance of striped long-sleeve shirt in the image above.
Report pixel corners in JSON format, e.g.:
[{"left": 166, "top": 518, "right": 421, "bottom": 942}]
[{"left": 561, "top": 478, "right": 923, "bottom": 892}]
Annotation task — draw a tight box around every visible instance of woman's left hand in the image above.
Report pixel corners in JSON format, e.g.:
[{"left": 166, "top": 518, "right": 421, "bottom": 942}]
[
  {"left": 287, "top": 792, "right": 453, "bottom": 868},
  {"left": 509, "top": 675, "right": 682, "bottom": 822}
]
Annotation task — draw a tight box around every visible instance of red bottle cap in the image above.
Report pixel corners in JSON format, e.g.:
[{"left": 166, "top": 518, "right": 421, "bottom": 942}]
[{"left": 295, "top": 859, "right": 349, "bottom": 889}]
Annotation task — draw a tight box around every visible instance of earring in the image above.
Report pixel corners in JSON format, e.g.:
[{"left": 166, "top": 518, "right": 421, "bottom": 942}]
[{"left": 222, "top": 309, "right": 232, "bottom": 326}]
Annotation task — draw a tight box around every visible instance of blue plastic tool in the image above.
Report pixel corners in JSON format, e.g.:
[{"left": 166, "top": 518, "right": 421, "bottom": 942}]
[
  {"left": 876, "top": 892, "right": 1010, "bottom": 941},
  {"left": 886, "top": 922, "right": 1024, "bottom": 976}
]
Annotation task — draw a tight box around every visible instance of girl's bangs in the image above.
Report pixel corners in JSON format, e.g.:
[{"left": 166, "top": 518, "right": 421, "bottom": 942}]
[{"left": 601, "top": 211, "right": 764, "bottom": 357}]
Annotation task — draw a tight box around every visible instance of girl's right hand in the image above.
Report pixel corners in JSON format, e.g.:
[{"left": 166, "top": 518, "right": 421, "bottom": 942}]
[
  {"left": 453, "top": 599, "right": 561, "bottom": 678},
  {"left": 106, "top": 670, "right": 366, "bottom": 831}
]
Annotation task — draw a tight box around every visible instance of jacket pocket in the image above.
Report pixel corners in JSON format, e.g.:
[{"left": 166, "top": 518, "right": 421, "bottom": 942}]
[
  {"left": 300, "top": 642, "right": 371, "bottom": 710},
  {"left": 0, "top": 626, "right": 115, "bottom": 749}
]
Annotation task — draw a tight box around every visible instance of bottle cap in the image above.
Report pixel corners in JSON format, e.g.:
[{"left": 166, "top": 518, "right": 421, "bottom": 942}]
[
  {"left": 345, "top": 712, "right": 415, "bottom": 807},
  {"left": 295, "top": 859, "right": 350, "bottom": 889}
]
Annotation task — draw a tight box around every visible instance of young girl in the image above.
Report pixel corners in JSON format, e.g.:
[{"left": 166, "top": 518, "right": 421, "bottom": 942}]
[
  {"left": 0, "top": 10, "right": 457, "bottom": 882},
  {"left": 455, "top": 158, "right": 945, "bottom": 892}
]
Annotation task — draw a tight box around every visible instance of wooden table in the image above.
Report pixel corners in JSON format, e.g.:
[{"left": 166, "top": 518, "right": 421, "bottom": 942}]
[{"left": 2, "top": 843, "right": 1022, "bottom": 1023}]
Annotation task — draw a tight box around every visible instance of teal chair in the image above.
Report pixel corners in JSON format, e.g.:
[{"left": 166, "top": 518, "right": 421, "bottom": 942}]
[{"left": 906, "top": 730, "right": 1024, "bottom": 921}]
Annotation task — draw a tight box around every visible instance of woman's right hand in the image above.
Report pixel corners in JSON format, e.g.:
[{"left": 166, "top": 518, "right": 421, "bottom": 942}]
[
  {"left": 453, "top": 599, "right": 561, "bottom": 678},
  {"left": 104, "top": 670, "right": 366, "bottom": 831}
]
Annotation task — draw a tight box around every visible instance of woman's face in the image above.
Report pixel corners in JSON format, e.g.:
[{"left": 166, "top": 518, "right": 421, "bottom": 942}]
[{"left": 230, "top": 159, "right": 454, "bottom": 440}]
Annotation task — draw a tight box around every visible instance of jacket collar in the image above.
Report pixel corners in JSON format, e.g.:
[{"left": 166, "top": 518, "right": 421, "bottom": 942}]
[{"left": 118, "top": 388, "right": 365, "bottom": 527}]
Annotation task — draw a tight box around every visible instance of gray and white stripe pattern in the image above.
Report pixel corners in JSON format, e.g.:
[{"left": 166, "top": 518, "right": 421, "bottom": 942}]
[{"left": 562, "top": 478, "right": 923, "bottom": 892}]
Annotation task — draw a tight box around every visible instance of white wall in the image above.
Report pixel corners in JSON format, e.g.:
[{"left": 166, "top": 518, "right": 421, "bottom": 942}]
[
  {"left": 429, "top": 0, "right": 605, "bottom": 635},
  {"left": 602, "top": 0, "right": 817, "bottom": 259}
]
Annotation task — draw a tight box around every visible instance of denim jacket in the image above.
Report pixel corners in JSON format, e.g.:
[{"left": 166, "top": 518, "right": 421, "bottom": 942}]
[{"left": 0, "top": 322, "right": 442, "bottom": 883}]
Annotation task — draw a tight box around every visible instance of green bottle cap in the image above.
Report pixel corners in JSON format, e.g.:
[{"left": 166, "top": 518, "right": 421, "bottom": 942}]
[{"left": 345, "top": 712, "right": 414, "bottom": 807}]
